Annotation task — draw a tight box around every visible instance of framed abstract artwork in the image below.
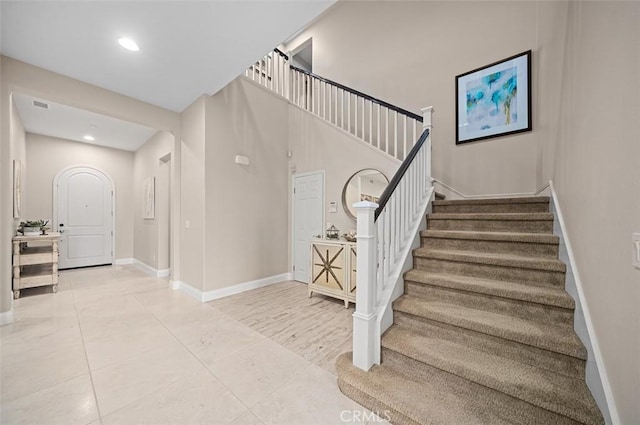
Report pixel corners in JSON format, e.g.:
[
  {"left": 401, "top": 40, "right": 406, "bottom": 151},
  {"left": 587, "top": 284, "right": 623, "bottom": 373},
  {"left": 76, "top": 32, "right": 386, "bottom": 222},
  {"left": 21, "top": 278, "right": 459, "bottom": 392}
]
[{"left": 456, "top": 50, "right": 532, "bottom": 144}]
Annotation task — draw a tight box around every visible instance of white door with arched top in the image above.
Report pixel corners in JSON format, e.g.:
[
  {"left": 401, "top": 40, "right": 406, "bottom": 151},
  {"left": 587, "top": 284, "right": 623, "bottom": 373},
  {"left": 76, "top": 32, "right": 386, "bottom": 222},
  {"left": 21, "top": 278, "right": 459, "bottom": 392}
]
[{"left": 55, "top": 167, "right": 114, "bottom": 269}]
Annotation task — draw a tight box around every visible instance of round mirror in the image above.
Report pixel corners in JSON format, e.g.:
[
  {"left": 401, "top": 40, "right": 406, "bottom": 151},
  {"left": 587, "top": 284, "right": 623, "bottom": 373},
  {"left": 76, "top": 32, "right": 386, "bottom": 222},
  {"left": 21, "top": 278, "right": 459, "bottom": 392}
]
[{"left": 342, "top": 169, "right": 389, "bottom": 220}]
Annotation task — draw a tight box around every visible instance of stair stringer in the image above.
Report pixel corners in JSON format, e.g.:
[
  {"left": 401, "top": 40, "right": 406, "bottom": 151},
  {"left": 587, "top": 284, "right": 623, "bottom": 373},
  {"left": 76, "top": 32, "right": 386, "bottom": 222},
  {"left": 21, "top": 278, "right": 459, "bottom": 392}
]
[{"left": 550, "top": 181, "right": 615, "bottom": 424}]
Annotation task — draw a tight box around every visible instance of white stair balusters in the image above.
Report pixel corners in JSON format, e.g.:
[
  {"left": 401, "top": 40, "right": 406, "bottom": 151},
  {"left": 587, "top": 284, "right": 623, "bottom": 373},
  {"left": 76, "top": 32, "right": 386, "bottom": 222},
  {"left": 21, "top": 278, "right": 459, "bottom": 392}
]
[
  {"left": 244, "top": 49, "right": 423, "bottom": 162},
  {"left": 352, "top": 107, "right": 434, "bottom": 371}
]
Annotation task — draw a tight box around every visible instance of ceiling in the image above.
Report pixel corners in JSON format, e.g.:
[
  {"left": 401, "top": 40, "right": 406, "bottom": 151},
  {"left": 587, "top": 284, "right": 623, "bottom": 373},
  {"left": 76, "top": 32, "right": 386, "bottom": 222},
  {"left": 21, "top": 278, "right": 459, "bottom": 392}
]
[
  {"left": 1, "top": 1, "right": 334, "bottom": 113},
  {"left": 13, "top": 93, "right": 158, "bottom": 152}
]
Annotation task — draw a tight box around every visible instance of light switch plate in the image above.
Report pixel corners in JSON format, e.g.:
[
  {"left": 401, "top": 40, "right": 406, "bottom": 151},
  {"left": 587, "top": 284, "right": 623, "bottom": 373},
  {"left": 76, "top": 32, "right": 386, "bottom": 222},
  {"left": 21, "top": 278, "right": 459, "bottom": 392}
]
[{"left": 633, "top": 233, "right": 640, "bottom": 269}]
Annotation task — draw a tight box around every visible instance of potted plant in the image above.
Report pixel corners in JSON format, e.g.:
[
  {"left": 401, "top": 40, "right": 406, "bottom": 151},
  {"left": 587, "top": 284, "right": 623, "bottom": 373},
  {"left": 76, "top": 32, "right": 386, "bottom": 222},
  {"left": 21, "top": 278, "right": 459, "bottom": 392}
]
[{"left": 18, "top": 220, "right": 50, "bottom": 236}]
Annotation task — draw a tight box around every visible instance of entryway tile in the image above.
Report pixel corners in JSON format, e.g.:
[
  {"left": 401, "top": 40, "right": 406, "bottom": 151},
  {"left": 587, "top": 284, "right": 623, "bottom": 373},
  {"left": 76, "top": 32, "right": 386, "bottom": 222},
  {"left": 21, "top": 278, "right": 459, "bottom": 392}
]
[
  {"left": 91, "top": 340, "right": 206, "bottom": 415},
  {"left": 229, "top": 410, "right": 265, "bottom": 425},
  {"left": 206, "top": 339, "right": 311, "bottom": 407},
  {"left": 84, "top": 321, "right": 177, "bottom": 370},
  {"left": 0, "top": 341, "right": 88, "bottom": 402},
  {"left": 101, "top": 372, "right": 247, "bottom": 425},
  {"left": 0, "top": 374, "right": 98, "bottom": 425},
  {"left": 251, "top": 363, "right": 368, "bottom": 425}
]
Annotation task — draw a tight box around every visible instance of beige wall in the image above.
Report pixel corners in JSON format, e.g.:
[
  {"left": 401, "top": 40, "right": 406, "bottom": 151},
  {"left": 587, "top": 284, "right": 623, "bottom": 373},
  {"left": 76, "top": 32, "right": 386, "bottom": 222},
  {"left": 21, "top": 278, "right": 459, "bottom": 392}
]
[
  {"left": 0, "top": 56, "right": 181, "bottom": 313},
  {"left": 1, "top": 55, "right": 8, "bottom": 313},
  {"left": 25, "top": 134, "right": 135, "bottom": 260},
  {"left": 175, "top": 76, "right": 399, "bottom": 292},
  {"left": 179, "top": 96, "right": 206, "bottom": 291},
  {"left": 1, "top": 92, "right": 27, "bottom": 312},
  {"left": 285, "top": 1, "right": 569, "bottom": 196},
  {"left": 10, "top": 95, "right": 27, "bottom": 224},
  {"left": 133, "top": 131, "right": 173, "bottom": 270},
  {"left": 289, "top": 105, "right": 399, "bottom": 237},
  {"left": 203, "top": 78, "right": 290, "bottom": 291},
  {"left": 549, "top": 3, "right": 640, "bottom": 423}
]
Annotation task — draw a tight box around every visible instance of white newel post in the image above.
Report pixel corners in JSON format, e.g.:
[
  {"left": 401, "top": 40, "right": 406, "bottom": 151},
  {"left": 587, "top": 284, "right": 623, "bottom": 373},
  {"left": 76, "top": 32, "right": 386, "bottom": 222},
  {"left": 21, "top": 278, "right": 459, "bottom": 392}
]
[{"left": 352, "top": 201, "right": 378, "bottom": 371}]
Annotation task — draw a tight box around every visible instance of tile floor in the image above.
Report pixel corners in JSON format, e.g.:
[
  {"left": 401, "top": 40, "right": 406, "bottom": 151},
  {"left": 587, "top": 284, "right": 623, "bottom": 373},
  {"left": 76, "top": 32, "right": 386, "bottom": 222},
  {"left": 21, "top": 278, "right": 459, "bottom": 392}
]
[{"left": 0, "top": 265, "right": 388, "bottom": 425}]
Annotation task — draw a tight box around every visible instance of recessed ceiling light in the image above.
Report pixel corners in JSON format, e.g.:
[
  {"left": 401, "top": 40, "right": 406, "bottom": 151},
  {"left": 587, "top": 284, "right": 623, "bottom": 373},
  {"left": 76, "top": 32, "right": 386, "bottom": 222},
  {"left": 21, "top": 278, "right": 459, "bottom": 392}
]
[
  {"left": 83, "top": 135, "right": 95, "bottom": 141},
  {"left": 118, "top": 37, "right": 139, "bottom": 52}
]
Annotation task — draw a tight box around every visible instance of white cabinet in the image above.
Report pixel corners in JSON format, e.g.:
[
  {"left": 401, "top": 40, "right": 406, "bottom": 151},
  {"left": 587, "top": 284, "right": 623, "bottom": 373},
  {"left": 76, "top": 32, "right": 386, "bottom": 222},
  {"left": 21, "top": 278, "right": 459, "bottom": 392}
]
[
  {"left": 309, "top": 239, "right": 356, "bottom": 308},
  {"left": 12, "top": 233, "right": 60, "bottom": 299}
]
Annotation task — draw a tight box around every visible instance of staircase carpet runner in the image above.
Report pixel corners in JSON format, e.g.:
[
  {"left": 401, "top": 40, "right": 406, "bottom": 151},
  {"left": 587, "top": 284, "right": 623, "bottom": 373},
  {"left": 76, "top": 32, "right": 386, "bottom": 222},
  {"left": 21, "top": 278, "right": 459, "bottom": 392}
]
[{"left": 336, "top": 196, "right": 604, "bottom": 424}]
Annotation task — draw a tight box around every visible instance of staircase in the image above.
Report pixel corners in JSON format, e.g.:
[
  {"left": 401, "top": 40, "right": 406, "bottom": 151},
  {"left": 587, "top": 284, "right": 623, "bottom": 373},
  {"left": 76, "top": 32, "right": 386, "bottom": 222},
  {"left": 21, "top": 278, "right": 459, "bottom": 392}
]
[{"left": 337, "top": 197, "right": 604, "bottom": 424}]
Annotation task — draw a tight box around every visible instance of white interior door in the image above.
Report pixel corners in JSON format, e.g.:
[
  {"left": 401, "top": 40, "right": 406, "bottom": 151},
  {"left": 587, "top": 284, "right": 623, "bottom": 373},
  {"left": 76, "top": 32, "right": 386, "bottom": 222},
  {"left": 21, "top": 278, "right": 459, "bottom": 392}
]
[
  {"left": 55, "top": 167, "right": 113, "bottom": 269},
  {"left": 293, "top": 171, "right": 324, "bottom": 283}
]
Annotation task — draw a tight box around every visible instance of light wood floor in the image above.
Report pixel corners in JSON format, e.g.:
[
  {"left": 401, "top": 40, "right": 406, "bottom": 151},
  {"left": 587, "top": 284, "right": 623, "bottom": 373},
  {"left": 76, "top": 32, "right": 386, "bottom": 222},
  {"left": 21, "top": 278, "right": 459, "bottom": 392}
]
[{"left": 209, "top": 280, "right": 354, "bottom": 374}]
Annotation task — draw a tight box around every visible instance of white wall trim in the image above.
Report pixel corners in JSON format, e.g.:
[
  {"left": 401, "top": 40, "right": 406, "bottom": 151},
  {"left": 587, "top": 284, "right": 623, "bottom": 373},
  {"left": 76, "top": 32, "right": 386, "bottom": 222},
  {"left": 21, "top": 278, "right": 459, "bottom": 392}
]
[
  {"left": 172, "top": 273, "right": 292, "bottom": 303},
  {"left": 114, "top": 258, "right": 134, "bottom": 265},
  {"left": 132, "top": 258, "right": 170, "bottom": 278},
  {"left": 549, "top": 180, "right": 618, "bottom": 425},
  {"left": 431, "top": 178, "right": 551, "bottom": 200},
  {"left": 0, "top": 309, "right": 13, "bottom": 326}
]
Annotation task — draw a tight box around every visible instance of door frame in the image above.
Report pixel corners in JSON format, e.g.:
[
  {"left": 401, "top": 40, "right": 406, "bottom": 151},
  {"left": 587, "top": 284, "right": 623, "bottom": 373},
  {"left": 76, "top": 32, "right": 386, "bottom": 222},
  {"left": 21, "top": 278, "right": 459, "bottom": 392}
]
[
  {"left": 291, "top": 170, "right": 325, "bottom": 282},
  {"left": 53, "top": 165, "right": 116, "bottom": 266}
]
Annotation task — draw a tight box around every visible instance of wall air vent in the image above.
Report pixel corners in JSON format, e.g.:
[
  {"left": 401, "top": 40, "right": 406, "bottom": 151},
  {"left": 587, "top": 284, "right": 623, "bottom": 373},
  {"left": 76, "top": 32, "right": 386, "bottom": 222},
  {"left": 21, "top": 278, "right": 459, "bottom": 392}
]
[{"left": 33, "top": 100, "right": 49, "bottom": 109}]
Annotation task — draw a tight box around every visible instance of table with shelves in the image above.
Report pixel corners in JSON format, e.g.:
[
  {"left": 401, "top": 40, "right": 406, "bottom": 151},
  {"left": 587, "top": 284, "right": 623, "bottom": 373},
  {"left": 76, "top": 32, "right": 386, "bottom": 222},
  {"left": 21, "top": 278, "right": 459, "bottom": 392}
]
[{"left": 12, "top": 233, "right": 60, "bottom": 299}]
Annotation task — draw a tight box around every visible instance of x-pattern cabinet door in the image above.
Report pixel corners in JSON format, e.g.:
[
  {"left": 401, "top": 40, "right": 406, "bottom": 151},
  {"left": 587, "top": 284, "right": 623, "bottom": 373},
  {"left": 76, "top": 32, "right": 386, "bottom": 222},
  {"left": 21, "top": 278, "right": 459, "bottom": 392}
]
[{"left": 311, "top": 243, "right": 346, "bottom": 291}]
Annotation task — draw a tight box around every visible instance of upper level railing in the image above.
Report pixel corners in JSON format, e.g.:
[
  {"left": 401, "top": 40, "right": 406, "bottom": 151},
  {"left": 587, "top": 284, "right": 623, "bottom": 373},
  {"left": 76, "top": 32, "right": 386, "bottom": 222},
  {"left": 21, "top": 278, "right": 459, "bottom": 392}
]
[
  {"left": 352, "top": 107, "right": 434, "bottom": 371},
  {"left": 244, "top": 49, "right": 423, "bottom": 162}
]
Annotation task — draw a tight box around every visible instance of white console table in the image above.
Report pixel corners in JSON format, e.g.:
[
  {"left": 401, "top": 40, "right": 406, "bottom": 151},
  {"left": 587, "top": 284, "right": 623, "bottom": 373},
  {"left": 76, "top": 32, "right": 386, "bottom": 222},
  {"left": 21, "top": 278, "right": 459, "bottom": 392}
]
[{"left": 12, "top": 233, "right": 60, "bottom": 299}]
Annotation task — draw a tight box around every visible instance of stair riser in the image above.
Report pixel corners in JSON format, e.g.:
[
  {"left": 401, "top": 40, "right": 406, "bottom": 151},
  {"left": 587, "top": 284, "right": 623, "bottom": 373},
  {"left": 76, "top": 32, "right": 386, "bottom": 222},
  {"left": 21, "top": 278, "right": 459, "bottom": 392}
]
[
  {"left": 422, "top": 236, "right": 559, "bottom": 258},
  {"left": 433, "top": 203, "right": 549, "bottom": 214},
  {"left": 414, "top": 257, "right": 565, "bottom": 287},
  {"left": 393, "top": 311, "right": 585, "bottom": 379},
  {"left": 382, "top": 348, "right": 581, "bottom": 425},
  {"left": 405, "top": 282, "right": 574, "bottom": 326},
  {"left": 428, "top": 218, "right": 553, "bottom": 233}
]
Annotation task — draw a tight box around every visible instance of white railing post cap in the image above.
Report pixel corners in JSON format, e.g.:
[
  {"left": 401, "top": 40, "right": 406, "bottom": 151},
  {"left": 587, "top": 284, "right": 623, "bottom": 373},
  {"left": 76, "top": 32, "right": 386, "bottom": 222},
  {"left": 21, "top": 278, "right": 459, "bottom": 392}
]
[
  {"left": 353, "top": 201, "right": 379, "bottom": 210},
  {"left": 420, "top": 106, "right": 435, "bottom": 114}
]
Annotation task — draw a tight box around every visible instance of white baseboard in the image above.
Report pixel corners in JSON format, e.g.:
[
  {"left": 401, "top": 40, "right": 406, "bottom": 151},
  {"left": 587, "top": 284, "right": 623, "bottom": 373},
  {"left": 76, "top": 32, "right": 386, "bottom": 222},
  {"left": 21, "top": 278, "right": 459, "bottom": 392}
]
[
  {"left": 172, "top": 273, "right": 292, "bottom": 303},
  {"left": 132, "top": 259, "right": 170, "bottom": 278},
  {"left": 114, "top": 258, "right": 134, "bottom": 265},
  {"left": 170, "top": 280, "right": 203, "bottom": 301},
  {"left": 431, "top": 178, "right": 551, "bottom": 200},
  {"left": 549, "top": 181, "right": 618, "bottom": 424},
  {"left": 0, "top": 309, "right": 13, "bottom": 326}
]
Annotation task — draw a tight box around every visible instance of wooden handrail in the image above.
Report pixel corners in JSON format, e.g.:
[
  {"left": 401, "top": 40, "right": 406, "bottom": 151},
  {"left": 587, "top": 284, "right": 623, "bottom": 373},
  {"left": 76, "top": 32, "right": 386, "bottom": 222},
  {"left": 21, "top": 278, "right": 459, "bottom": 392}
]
[
  {"left": 375, "top": 128, "right": 429, "bottom": 220},
  {"left": 289, "top": 65, "right": 423, "bottom": 122}
]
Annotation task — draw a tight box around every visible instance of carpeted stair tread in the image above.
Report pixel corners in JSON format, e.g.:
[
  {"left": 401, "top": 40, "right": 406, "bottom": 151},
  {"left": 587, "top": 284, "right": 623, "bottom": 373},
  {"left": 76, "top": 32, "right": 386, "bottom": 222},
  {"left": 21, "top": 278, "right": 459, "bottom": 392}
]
[
  {"left": 382, "top": 327, "right": 603, "bottom": 425},
  {"left": 393, "top": 296, "right": 586, "bottom": 359},
  {"left": 336, "top": 352, "right": 514, "bottom": 425},
  {"left": 421, "top": 229, "right": 559, "bottom": 244},
  {"left": 404, "top": 269, "right": 574, "bottom": 309},
  {"left": 414, "top": 248, "right": 566, "bottom": 272},
  {"left": 427, "top": 212, "right": 554, "bottom": 221},
  {"left": 433, "top": 197, "right": 550, "bottom": 206}
]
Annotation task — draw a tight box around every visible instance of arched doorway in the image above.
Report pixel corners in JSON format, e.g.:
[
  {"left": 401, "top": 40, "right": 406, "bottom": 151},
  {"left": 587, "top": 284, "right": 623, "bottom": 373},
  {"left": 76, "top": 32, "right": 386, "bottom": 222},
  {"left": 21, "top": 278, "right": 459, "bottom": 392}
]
[{"left": 53, "top": 166, "right": 114, "bottom": 269}]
